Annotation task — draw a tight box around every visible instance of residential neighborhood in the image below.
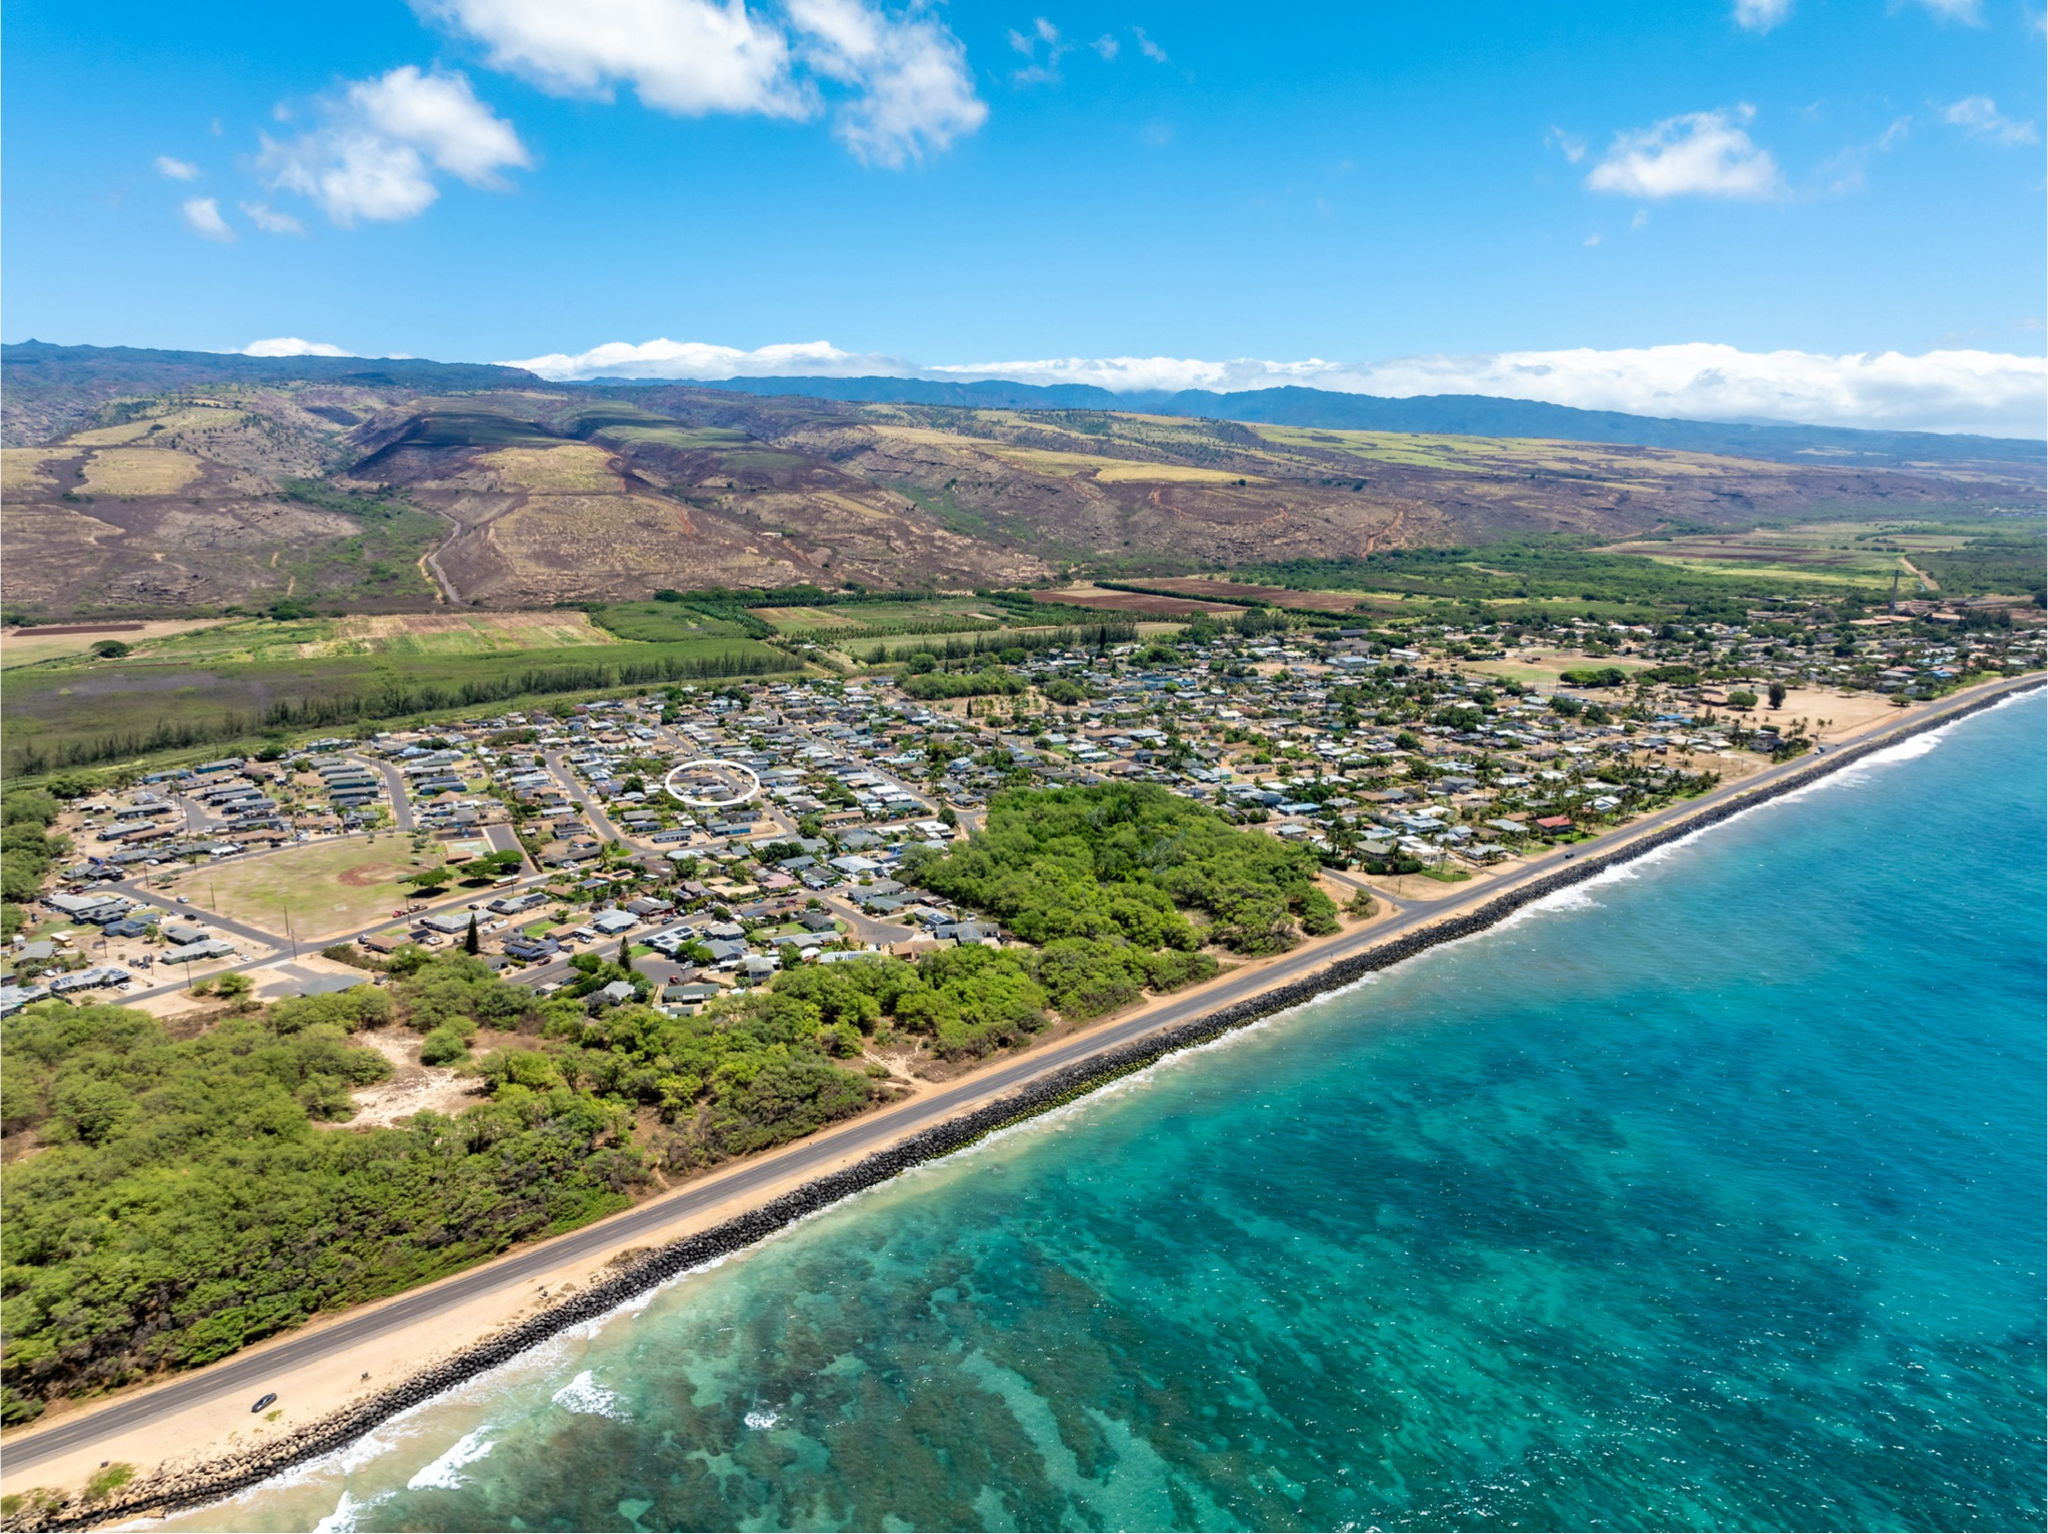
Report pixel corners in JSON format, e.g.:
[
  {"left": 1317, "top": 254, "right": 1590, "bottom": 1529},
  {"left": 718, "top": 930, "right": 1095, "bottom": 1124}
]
[{"left": 8, "top": 598, "right": 2039, "bottom": 1021}]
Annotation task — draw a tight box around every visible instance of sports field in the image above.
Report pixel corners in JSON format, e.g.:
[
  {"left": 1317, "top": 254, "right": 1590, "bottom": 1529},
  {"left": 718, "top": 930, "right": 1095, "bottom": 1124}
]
[{"left": 167, "top": 838, "right": 442, "bottom": 937}]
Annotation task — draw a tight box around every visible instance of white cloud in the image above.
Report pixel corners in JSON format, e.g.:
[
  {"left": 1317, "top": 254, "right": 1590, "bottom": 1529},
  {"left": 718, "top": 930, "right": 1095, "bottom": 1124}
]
[
  {"left": 1318, "top": 344, "right": 2044, "bottom": 436},
  {"left": 1587, "top": 106, "right": 1785, "bottom": 200},
  {"left": 154, "top": 155, "right": 201, "bottom": 181},
  {"left": 789, "top": 0, "right": 987, "bottom": 164},
  {"left": 241, "top": 338, "right": 354, "bottom": 357},
  {"left": 1545, "top": 126, "right": 1587, "bottom": 164},
  {"left": 1092, "top": 33, "right": 1119, "bottom": 60},
  {"left": 502, "top": 336, "right": 918, "bottom": 379},
  {"left": 1813, "top": 115, "right": 1910, "bottom": 195},
  {"left": 260, "top": 66, "right": 529, "bottom": 224},
  {"left": 180, "top": 196, "right": 235, "bottom": 241},
  {"left": 417, "top": 0, "right": 983, "bottom": 166},
  {"left": 1941, "top": 95, "right": 2038, "bottom": 146},
  {"left": 1733, "top": 0, "right": 1793, "bottom": 31},
  {"left": 1132, "top": 26, "right": 1168, "bottom": 62},
  {"left": 1006, "top": 15, "right": 1069, "bottom": 85},
  {"left": 503, "top": 337, "right": 2047, "bottom": 436},
  {"left": 349, "top": 65, "right": 531, "bottom": 182},
  {"left": 1914, "top": 0, "right": 1981, "bottom": 20},
  {"left": 240, "top": 202, "right": 307, "bottom": 235},
  {"left": 418, "top": 0, "right": 799, "bottom": 116}
]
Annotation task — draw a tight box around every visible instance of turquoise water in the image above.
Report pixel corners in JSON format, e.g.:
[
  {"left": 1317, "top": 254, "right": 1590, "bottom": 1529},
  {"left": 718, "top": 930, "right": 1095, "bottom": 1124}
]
[{"left": 183, "top": 696, "right": 2045, "bottom": 1534}]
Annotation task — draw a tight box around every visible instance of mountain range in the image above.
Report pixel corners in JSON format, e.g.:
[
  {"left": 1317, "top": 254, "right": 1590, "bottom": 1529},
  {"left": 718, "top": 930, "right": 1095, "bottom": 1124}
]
[{"left": 2, "top": 341, "right": 2035, "bottom": 620}]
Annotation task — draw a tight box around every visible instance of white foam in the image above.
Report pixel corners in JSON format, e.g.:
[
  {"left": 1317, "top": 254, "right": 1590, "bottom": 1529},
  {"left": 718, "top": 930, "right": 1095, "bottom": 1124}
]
[
  {"left": 404, "top": 1428, "right": 496, "bottom": 1491},
  {"left": 310, "top": 1489, "right": 391, "bottom": 1533},
  {"left": 1496, "top": 695, "right": 2027, "bottom": 921},
  {"left": 551, "top": 1370, "right": 627, "bottom": 1418},
  {"left": 743, "top": 1408, "right": 783, "bottom": 1430}
]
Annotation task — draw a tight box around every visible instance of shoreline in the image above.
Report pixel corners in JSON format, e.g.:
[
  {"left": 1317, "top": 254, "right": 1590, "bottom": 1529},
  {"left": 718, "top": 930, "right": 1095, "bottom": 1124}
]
[{"left": 7, "top": 673, "right": 2042, "bottom": 1532}]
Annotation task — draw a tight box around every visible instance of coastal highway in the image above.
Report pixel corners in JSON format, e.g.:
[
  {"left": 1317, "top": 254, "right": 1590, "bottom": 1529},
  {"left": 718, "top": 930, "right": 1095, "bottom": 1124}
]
[{"left": 6, "top": 673, "right": 2037, "bottom": 1476}]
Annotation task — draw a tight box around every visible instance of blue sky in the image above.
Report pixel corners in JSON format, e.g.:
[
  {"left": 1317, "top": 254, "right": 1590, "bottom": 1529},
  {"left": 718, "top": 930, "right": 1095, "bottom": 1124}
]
[{"left": 4, "top": 0, "right": 2043, "bottom": 432}]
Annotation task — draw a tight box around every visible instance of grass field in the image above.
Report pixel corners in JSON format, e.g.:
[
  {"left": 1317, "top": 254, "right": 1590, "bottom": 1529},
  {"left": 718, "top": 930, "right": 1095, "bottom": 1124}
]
[
  {"left": 75, "top": 447, "right": 206, "bottom": 496},
  {"left": 1463, "top": 653, "right": 1660, "bottom": 686},
  {"left": 64, "top": 612, "right": 619, "bottom": 666},
  {"left": 1250, "top": 426, "right": 1732, "bottom": 481},
  {"left": 478, "top": 444, "right": 623, "bottom": 493},
  {"left": 1030, "top": 585, "right": 1244, "bottom": 616},
  {"left": 1599, "top": 523, "right": 1940, "bottom": 586},
  {"left": 167, "top": 838, "right": 434, "bottom": 937},
  {"left": 752, "top": 597, "right": 1006, "bottom": 636},
  {"left": 872, "top": 426, "right": 1270, "bottom": 485},
  {"left": 1126, "top": 577, "right": 1370, "bottom": 614},
  {"left": 0, "top": 619, "right": 228, "bottom": 669},
  {"left": 324, "top": 612, "right": 613, "bottom": 654},
  {"left": 4, "top": 634, "right": 796, "bottom": 768},
  {"left": 588, "top": 603, "right": 747, "bottom": 642},
  {"left": 752, "top": 605, "right": 861, "bottom": 630}
]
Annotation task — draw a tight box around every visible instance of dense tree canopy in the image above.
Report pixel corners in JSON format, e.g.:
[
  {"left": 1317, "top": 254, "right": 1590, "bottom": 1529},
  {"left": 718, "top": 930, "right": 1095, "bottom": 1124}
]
[
  {"left": 0, "top": 984, "right": 646, "bottom": 1423},
  {"left": 907, "top": 784, "right": 1337, "bottom": 957}
]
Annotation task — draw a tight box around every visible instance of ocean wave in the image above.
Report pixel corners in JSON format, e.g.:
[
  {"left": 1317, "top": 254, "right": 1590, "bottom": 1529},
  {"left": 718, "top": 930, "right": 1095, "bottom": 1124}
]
[
  {"left": 743, "top": 1408, "right": 783, "bottom": 1430},
  {"left": 1500, "top": 694, "right": 2027, "bottom": 920},
  {"left": 405, "top": 1428, "right": 496, "bottom": 1491},
  {"left": 311, "top": 1489, "right": 392, "bottom": 1534},
  {"left": 552, "top": 1370, "right": 628, "bottom": 1418}
]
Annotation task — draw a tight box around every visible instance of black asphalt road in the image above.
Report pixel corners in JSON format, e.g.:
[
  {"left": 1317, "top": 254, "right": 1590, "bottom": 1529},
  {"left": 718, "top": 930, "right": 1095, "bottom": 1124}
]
[
  {"left": 544, "top": 749, "right": 628, "bottom": 843},
  {"left": 346, "top": 755, "right": 415, "bottom": 832},
  {"left": 7, "top": 677, "right": 2033, "bottom": 1472}
]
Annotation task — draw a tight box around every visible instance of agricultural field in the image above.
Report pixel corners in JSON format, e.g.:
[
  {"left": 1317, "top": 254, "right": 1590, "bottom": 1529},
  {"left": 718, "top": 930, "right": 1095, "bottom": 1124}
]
[
  {"left": 323, "top": 612, "right": 615, "bottom": 653},
  {"left": 1599, "top": 523, "right": 1923, "bottom": 585},
  {"left": 3, "top": 631, "right": 797, "bottom": 772},
  {"left": 1116, "top": 577, "right": 1372, "bottom": 614},
  {"left": 1029, "top": 584, "right": 1245, "bottom": 617},
  {"left": 750, "top": 604, "right": 863, "bottom": 630},
  {"left": 750, "top": 596, "right": 1009, "bottom": 636},
  {"left": 1599, "top": 519, "right": 2047, "bottom": 600},
  {"left": 36, "top": 611, "right": 618, "bottom": 667},
  {"left": 588, "top": 602, "right": 748, "bottom": 642},
  {"left": 165, "top": 837, "right": 440, "bottom": 937},
  {"left": 0, "top": 618, "right": 227, "bottom": 668}
]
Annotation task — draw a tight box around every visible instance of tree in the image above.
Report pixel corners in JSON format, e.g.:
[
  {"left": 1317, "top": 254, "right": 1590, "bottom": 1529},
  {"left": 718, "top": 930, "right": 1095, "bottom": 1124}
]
[
  {"left": 90, "top": 640, "right": 131, "bottom": 659},
  {"left": 213, "top": 972, "right": 254, "bottom": 1004},
  {"left": 464, "top": 914, "right": 480, "bottom": 955},
  {"left": 1767, "top": 680, "right": 1788, "bottom": 710}
]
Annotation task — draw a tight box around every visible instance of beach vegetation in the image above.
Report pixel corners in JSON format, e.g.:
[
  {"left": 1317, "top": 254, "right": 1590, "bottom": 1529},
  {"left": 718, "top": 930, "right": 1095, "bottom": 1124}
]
[{"left": 81, "top": 1464, "right": 134, "bottom": 1501}]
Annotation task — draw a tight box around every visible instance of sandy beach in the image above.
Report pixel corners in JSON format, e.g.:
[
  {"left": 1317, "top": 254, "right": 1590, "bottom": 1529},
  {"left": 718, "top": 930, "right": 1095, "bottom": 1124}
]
[{"left": 3, "top": 672, "right": 2038, "bottom": 1516}]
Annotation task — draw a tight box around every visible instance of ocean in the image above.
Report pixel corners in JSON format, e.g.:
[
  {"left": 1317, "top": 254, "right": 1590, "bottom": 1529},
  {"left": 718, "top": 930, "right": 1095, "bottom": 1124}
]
[{"left": 173, "top": 693, "right": 2046, "bottom": 1534}]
